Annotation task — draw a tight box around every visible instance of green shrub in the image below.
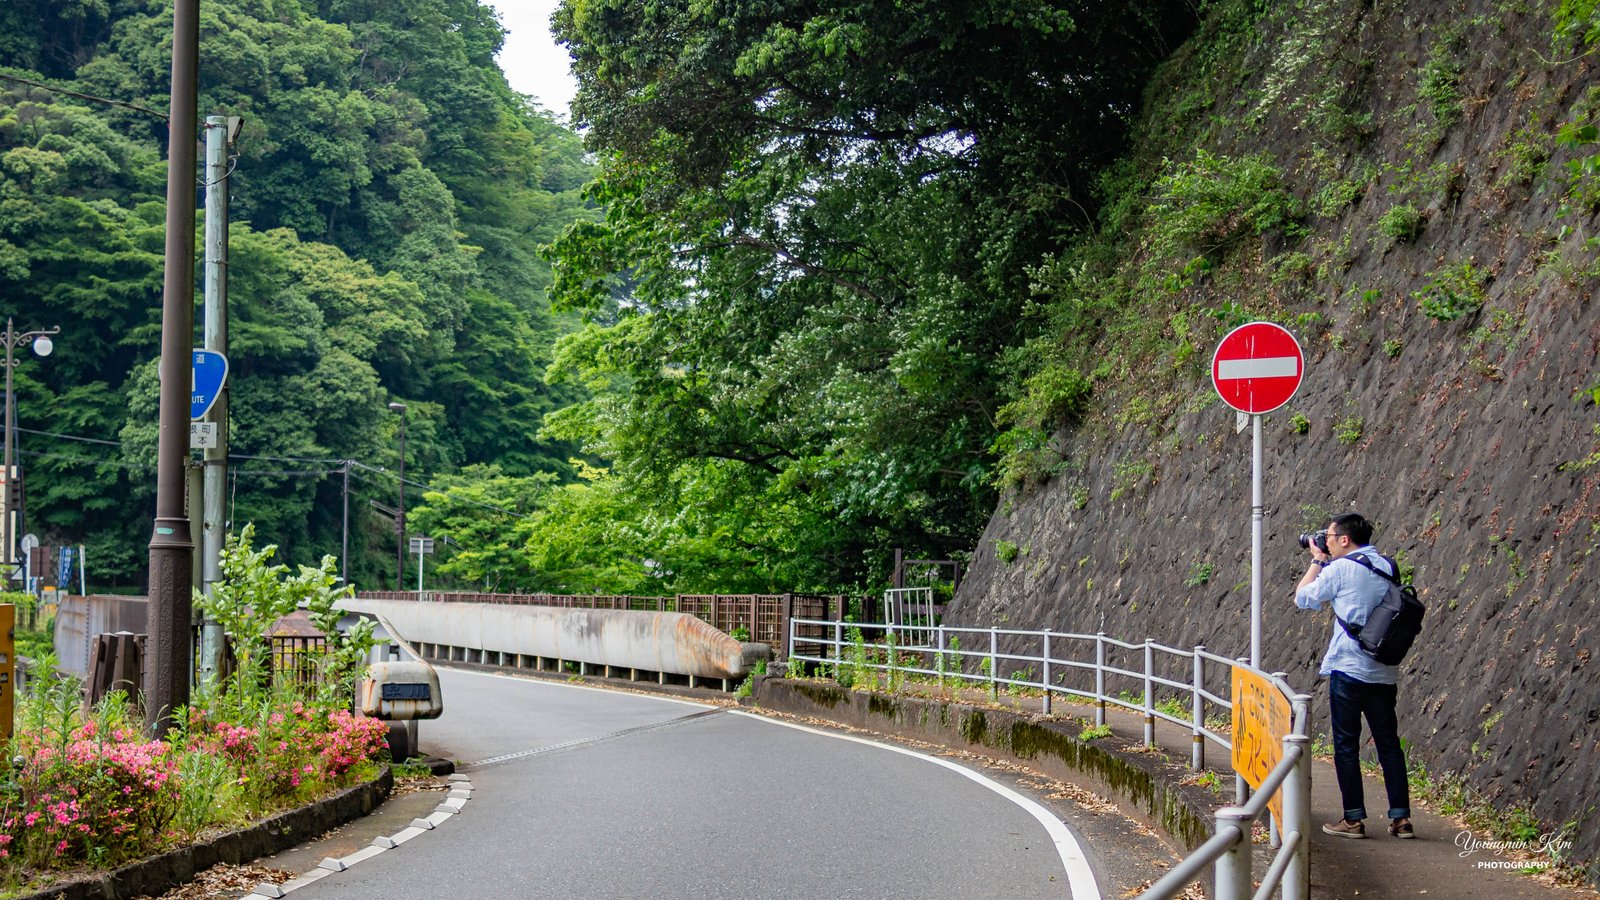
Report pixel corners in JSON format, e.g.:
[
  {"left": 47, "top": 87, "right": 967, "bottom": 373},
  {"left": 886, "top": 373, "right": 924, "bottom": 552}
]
[
  {"left": 1313, "top": 174, "right": 1371, "bottom": 217},
  {"left": 1146, "top": 150, "right": 1303, "bottom": 257},
  {"left": 1414, "top": 261, "right": 1490, "bottom": 322},
  {"left": 1378, "top": 204, "right": 1425, "bottom": 242},
  {"left": 994, "top": 540, "right": 1019, "bottom": 564},
  {"left": 1419, "top": 40, "right": 1464, "bottom": 131}
]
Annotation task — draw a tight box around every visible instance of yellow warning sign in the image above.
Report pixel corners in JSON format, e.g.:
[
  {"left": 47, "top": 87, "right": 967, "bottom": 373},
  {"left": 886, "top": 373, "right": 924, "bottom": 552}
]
[{"left": 1232, "top": 667, "right": 1292, "bottom": 823}]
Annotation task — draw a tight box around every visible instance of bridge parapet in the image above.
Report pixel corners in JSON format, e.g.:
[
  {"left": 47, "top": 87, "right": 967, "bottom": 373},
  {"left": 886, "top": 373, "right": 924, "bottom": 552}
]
[{"left": 340, "top": 598, "right": 771, "bottom": 683}]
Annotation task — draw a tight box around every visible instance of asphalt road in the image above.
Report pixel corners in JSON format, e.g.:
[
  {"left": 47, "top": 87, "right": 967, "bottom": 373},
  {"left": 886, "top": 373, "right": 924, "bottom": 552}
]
[{"left": 289, "top": 667, "right": 1101, "bottom": 900}]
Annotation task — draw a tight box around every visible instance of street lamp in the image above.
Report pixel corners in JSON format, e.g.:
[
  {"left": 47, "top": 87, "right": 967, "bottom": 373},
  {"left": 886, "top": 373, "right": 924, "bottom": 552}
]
[
  {"left": 2, "top": 318, "right": 59, "bottom": 584},
  {"left": 388, "top": 402, "right": 406, "bottom": 591}
]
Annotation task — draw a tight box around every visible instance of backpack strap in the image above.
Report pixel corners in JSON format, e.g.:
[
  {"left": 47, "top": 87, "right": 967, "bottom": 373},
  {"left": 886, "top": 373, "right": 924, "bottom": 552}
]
[
  {"left": 1334, "top": 551, "right": 1399, "bottom": 639},
  {"left": 1340, "top": 551, "right": 1400, "bottom": 585}
]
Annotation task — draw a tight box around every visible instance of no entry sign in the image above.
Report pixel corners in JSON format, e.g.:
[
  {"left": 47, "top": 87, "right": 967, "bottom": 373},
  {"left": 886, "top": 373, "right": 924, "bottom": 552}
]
[{"left": 1211, "top": 322, "right": 1303, "bottom": 415}]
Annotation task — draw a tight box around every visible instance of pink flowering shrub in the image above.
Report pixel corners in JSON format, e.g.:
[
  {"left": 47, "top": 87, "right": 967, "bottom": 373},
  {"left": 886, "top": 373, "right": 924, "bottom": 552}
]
[
  {"left": 179, "top": 700, "right": 388, "bottom": 811},
  {"left": 316, "top": 710, "right": 389, "bottom": 778},
  {"left": 0, "top": 722, "right": 180, "bottom": 868}
]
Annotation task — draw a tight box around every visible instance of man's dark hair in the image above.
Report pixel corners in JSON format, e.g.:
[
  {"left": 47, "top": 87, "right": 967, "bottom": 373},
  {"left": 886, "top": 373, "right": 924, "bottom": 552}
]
[{"left": 1328, "top": 513, "right": 1373, "bottom": 545}]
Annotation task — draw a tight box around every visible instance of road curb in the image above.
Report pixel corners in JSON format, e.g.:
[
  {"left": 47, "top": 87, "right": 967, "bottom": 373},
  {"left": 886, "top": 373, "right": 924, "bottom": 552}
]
[{"left": 13, "top": 767, "right": 394, "bottom": 900}]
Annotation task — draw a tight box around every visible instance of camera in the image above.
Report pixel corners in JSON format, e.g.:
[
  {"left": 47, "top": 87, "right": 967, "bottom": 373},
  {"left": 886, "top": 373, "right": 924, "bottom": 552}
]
[{"left": 1297, "top": 532, "right": 1328, "bottom": 553}]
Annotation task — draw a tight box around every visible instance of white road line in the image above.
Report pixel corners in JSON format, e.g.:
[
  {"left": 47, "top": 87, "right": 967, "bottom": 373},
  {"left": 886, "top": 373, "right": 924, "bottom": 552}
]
[
  {"left": 729, "top": 710, "right": 1102, "bottom": 900},
  {"left": 1216, "top": 356, "right": 1298, "bottom": 379},
  {"left": 441, "top": 665, "right": 718, "bottom": 709}
]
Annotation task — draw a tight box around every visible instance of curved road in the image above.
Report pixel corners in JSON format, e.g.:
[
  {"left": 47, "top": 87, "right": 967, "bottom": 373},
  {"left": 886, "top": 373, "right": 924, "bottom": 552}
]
[{"left": 293, "top": 668, "right": 1101, "bottom": 900}]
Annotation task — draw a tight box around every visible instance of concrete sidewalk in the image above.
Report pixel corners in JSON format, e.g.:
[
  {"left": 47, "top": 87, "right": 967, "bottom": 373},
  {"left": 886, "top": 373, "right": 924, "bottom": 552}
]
[
  {"left": 1092, "top": 701, "right": 1596, "bottom": 900},
  {"left": 1296, "top": 751, "right": 1591, "bottom": 899}
]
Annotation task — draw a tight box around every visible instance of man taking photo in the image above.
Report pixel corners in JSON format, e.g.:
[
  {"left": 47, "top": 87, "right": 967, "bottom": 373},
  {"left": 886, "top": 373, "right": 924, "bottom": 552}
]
[{"left": 1295, "top": 512, "right": 1414, "bottom": 839}]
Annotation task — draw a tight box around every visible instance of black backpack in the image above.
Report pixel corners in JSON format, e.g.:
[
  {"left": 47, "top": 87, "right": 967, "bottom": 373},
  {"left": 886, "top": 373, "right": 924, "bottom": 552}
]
[{"left": 1335, "top": 553, "right": 1426, "bottom": 666}]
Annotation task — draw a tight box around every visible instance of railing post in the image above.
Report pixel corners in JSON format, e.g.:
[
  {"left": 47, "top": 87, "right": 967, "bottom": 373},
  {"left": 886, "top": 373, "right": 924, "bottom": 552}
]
[
  {"left": 886, "top": 623, "right": 897, "bottom": 692},
  {"left": 1213, "top": 807, "right": 1253, "bottom": 900},
  {"left": 834, "top": 620, "right": 843, "bottom": 672},
  {"left": 780, "top": 593, "right": 794, "bottom": 660},
  {"left": 988, "top": 627, "right": 998, "bottom": 701},
  {"left": 1281, "top": 733, "right": 1312, "bottom": 900},
  {"left": 1192, "top": 645, "right": 1206, "bottom": 770},
  {"left": 936, "top": 625, "right": 947, "bottom": 694},
  {"left": 1041, "top": 631, "right": 1052, "bottom": 716},
  {"left": 1094, "top": 632, "right": 1106, "bottom": 727},
  {"left": 1143, "top": 639, "right": 1155, "bottom": 748}
]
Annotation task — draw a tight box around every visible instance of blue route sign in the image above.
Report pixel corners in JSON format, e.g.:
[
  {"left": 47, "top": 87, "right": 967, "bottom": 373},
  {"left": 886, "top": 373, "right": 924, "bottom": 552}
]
[{"left": 191, "top": 350, "right": 229, "bottom": 420}]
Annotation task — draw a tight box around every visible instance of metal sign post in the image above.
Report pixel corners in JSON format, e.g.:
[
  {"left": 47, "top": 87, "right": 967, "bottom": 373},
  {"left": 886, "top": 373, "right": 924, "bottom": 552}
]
[
  {"left": 1211, "top": 322, "right": 1304, "bottom": 667},
  {"left": 409, "top": 536, "right": 434, "bottom": 593}
]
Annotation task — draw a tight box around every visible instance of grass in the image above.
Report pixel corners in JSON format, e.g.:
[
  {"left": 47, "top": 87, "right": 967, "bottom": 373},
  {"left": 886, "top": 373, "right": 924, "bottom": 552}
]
[{"left": 1078, "top": 723, "right": 1113, "bottom": 741}]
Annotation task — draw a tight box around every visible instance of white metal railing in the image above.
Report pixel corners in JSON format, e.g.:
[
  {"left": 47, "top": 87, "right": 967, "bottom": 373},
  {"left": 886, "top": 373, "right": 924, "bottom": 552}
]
[{"left": 786, "top": 618, "right": 1313, "bottom": 900}]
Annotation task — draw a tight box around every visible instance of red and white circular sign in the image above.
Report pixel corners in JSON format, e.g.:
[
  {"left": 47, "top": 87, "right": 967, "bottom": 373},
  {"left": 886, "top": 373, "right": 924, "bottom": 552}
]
[{"left": 1211, "top": 322, "right": 1304, "bottom": 415}]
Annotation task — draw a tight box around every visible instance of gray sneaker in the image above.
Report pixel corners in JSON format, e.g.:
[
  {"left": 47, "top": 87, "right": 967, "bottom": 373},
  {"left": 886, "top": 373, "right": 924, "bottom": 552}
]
[{"left": 1323, "top": 818, "right": 1366, "bottom": 839}]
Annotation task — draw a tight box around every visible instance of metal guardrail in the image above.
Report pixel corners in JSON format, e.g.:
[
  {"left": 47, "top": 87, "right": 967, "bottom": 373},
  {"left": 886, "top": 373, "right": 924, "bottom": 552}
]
[{"left": 787, "top": 618, "right": 1312, "bottom": 900}]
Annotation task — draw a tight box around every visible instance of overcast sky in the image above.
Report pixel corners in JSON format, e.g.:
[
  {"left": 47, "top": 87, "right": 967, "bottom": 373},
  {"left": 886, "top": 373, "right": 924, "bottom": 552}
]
[{"left": 486, "top": 0, "right": 579, "bottom": 119}]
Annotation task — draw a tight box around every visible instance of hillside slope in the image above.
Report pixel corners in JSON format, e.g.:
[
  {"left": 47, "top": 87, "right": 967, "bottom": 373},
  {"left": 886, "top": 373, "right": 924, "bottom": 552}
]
[{"left": 950, "top": 0, "right": 1600, "bottom": 877}]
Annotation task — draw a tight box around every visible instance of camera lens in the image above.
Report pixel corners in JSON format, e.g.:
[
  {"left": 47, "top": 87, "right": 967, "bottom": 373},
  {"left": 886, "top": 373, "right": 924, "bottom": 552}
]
[{"left": 1297, "top": 532, "right": 1328, "bottom": 552}]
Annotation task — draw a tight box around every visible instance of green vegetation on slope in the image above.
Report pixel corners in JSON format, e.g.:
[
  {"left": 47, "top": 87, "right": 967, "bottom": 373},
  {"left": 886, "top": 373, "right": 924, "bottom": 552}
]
[{"left": 535, "top": 0, "right": 1201, "bottom": 591}]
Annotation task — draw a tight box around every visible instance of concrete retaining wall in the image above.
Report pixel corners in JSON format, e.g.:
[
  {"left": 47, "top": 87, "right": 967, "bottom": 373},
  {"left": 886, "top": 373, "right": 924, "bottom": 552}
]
[{"left": 340, "top": 598, "right": 769, "bottom": 680}]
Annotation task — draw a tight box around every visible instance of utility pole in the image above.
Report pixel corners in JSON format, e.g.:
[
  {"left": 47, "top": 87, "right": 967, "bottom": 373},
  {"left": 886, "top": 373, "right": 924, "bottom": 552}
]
[
  {"left": 341, "top": 459, "right": 351, "bottom": 588},
  {"left": 198, "top": 115, "right": 241, "bottom": 684},
  {"left": 389, "top": 403, "right": 406, "bottom": 591},
  {"left": 147, "top": 0, "right": 199, "bottom": 737}
]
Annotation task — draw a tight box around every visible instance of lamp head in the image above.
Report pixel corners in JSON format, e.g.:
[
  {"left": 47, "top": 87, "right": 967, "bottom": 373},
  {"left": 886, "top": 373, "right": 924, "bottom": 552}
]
[
  {"left": 31, "top": 335, "right": 53, "bottom": 357},
  {"left": 388, "top": 402, "right": 406, "bottom": 413}
]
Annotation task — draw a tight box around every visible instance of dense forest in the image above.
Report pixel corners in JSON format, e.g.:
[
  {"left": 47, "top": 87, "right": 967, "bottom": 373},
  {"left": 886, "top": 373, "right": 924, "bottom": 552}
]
[
  {"left": 1, "top": 0, "right": 592, "bottom": 588},
  {"left": 6, "top": 0, "right": 1598, "bottom": 607},
  {"left": 2, "top": 0, "right": 1211, "bottom": 595}
]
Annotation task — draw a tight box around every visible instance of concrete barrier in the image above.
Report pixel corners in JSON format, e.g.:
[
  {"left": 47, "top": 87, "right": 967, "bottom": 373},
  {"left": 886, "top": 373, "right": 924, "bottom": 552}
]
[
  {"left": 338, "top": 598, "right": 769, "bottom": 680},
  {"left": 54, "top": 595, "right": 148, "bottom": 677}
]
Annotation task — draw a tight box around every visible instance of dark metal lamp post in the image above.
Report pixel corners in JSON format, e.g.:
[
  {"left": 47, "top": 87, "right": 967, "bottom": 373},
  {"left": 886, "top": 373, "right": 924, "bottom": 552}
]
[{"left": 1, "top": 319, "right": 59, "bottom": 584}]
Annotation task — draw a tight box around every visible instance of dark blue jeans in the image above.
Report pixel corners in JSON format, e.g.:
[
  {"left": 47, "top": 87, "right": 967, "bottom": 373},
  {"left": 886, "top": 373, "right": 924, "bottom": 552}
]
[{"left": 1329, "top": 671, "right": 1411, "bottom": 821}]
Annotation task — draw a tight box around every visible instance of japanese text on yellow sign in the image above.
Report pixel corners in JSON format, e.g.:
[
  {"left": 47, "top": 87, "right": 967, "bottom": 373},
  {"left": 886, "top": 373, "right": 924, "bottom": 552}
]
[{"left": 1232, "top": 667, "right": 1292, "bottom": 823}]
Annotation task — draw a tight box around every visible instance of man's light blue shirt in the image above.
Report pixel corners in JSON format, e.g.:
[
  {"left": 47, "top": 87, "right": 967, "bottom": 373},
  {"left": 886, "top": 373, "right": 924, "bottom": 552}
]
[{"left": 1294, "top": 545, "right": 1400, "bottom": 685}]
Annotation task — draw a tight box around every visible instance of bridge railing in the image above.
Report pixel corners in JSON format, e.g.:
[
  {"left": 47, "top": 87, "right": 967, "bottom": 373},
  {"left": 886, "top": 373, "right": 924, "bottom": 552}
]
[{"left": 787, "top": 618, "right": 1312, "bottom": 900}]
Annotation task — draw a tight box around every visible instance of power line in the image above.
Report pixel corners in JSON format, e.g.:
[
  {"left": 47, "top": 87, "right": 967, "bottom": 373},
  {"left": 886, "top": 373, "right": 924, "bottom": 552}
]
[
  {"left": 347, "top": 462, "right": 536, "bottom": 521},
  {"left": 18, "top": 428, "right": 536, "bottom": 520},
  {"left": 16, "top": 427, "right": 121, "bottom": 447},
  {"left": 0, "top": 71, "right": 168, "bottom": 120},
  {"left": 17, "top": 426, "right": 340, "bottom": 466},
  {"left": 18, "top": 449, "right": 152, "bottom": 471}
]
